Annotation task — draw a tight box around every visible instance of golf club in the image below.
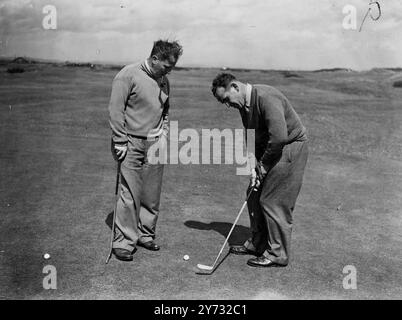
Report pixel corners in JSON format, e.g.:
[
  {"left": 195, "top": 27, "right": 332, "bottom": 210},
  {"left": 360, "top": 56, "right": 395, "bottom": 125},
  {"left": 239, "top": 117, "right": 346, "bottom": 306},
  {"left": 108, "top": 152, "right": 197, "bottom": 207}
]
[
  {"left": 105, "top": 161, "right": 121, "bottom": 264},
  {"left": 197, "top": 188, "right": 254, "bottom": 273}
]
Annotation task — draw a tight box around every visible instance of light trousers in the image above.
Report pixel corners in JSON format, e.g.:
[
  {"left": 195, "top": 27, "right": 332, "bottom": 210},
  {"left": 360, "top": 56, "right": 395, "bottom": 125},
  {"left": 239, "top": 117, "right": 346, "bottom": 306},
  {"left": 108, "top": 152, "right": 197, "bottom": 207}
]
[{"left": 112, "top": 136, "right": 165, "bottom": 251}]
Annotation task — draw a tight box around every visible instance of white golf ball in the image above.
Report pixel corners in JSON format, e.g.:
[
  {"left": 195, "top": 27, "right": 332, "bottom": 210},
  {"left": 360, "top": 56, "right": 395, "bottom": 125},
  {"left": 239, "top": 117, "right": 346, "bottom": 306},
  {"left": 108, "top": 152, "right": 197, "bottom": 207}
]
[
  {"left": 183, "top": 255, "right": 189, "bottom": 261},
  {"left": 44, "top": 253, "right": 50, "bottom": 260}
]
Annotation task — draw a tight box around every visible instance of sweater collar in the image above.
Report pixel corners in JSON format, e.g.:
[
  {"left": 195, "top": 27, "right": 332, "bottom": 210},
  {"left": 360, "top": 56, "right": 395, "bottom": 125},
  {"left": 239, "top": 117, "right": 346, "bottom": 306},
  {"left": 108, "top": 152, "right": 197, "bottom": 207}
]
[
  {"left": 141, "top": 59, "right": 158, "bottom": 81},
  {"left": 141, "top": 60, "right": 168, "bottom": 91},
  {"left": 144, "top": 59, "right": 152, "bottom": 75},
  {"left": 245, "top": 83, "right": 252, "bottom": 107}
]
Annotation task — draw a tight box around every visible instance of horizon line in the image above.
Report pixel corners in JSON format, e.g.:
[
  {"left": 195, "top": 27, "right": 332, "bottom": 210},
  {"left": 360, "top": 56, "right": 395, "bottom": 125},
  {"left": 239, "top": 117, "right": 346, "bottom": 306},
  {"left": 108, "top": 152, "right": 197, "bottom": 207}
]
[{"left": 2, "top": 55, "right": 402, "bottom": 73}]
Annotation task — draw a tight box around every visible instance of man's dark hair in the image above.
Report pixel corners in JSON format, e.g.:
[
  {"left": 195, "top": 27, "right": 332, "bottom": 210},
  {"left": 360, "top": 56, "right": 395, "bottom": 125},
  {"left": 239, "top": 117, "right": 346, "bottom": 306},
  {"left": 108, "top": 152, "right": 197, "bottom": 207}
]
[
  {"left": 150, "top": 39, "right": 183, "bottom": 61},
  {"left": 211, "top": 73, "right": 237, "bottom": 100}
]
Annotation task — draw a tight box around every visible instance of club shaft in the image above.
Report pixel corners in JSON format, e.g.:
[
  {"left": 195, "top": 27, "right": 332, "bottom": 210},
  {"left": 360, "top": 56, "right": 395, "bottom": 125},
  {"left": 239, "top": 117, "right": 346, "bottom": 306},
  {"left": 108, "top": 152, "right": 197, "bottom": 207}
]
[
  {"left": 207, "top": 190, "right": 253, "bottom": 269},
  {"left": 105, "top": 162, "right": 121, "bottom": 264}
]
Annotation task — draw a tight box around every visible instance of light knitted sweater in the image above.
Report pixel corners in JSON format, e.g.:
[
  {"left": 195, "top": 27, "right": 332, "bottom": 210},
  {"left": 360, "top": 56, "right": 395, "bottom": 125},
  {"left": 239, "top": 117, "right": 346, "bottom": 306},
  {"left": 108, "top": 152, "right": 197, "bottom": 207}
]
[{"left": 108, "top": 61, "right": 170, "bottom": 144}]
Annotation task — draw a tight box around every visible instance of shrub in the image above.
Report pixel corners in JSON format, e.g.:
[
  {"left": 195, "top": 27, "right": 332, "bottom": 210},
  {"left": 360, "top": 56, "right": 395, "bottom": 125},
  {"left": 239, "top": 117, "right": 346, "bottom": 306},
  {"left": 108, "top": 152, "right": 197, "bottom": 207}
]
[
  {"left": 393, "top": 80, "right": 402, "bottom": 88},
  {"left": 7, "top": 67, "right": 25, "bottom": 73},
  {"left": 283, "top": 71, "right": 302, "bottom": 78}
]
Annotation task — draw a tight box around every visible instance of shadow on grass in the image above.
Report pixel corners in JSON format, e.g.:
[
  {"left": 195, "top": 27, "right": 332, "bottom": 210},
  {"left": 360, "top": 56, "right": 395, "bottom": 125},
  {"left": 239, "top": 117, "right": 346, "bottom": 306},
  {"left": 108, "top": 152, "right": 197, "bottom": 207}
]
[
  {"left": 184, "top": 220, "right": 249, "bottom": 246},
  {"left": 105, "top": 211, "right": 114, "bottom": 229}
]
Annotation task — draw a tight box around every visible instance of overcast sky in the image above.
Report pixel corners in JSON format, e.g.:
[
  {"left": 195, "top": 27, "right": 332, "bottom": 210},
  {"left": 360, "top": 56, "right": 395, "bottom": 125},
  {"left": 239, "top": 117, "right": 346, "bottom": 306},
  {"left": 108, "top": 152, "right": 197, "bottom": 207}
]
[{"left": 0, "top": 0, "right": 401, "bottom": 70}]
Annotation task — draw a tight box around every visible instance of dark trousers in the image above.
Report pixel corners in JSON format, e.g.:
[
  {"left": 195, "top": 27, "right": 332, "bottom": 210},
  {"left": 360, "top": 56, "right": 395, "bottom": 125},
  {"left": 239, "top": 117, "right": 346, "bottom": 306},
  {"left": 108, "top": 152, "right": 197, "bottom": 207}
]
[
  {"left": 244, "top": 140, "right": 308, "bottom": 265},
  {"left": 113, "top": 136, "right": 164, "bottom": 251}
]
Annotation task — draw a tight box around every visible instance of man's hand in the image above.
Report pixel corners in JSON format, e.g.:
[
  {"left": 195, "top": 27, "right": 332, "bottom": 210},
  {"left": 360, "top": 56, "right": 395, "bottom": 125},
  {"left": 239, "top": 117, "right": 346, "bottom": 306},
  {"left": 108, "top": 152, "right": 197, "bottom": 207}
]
[
  {"left": 250, "top": 168, "right": 261, "bottom": 190},
  {"left": 114, "top": 144, "right": 127, "bottom": 161},
  {"left": 254, "top": 162, "right": 268, "bottom": 187}
]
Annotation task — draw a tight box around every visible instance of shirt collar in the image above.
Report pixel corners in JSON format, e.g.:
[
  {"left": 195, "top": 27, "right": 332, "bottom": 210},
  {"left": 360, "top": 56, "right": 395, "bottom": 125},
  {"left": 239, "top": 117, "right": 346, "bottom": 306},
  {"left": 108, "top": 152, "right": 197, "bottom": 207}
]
[{"left": 245, "top": 83, "right": 252, "bottom": 107}]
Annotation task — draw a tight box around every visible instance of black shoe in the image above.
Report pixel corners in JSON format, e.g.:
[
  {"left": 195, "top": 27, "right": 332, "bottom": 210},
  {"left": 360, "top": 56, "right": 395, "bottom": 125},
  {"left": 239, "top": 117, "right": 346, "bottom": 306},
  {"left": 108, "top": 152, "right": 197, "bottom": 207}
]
[
  {"left": 247, "top": 256, "right": 284, "bottom": 268},
  {"left": 138, "top": 241, "right": 160, "bottom": 251},
  {"left": 112, "top": 248, "right": 134, "bottom": 261},
  {"left": 229, "top": 245, "right": 257, "bottom": 256}
]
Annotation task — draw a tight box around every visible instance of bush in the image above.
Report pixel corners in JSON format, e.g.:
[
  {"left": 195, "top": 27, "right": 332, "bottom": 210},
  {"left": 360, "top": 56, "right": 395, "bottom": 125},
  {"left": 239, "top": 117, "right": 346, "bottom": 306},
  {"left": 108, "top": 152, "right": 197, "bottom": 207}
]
[
  {"left": 7, "top": 67, "right": 25, "bottom": 73},
  {"left": 283, "top": 71, "right": 302, "bottom": 78},
  {"left": 393, "top": 80, "right": 402, "bottom": 88}
]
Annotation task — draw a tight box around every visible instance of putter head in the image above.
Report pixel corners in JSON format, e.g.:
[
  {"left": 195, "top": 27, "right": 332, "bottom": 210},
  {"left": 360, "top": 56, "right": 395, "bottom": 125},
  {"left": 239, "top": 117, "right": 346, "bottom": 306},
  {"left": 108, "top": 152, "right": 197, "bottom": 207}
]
[{"left": 197, "top": 264, "right": 213, "bottom": 271}]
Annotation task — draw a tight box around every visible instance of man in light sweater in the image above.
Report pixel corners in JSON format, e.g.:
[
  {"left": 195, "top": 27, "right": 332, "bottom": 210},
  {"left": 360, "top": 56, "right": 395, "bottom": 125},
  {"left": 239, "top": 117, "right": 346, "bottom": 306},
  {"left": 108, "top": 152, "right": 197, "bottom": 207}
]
[
  {"left": 108, "top": 40, "right": 183, "bottom": 261},
  {"left": 211, "top": 73, "right": 308, "bottom": 267}
]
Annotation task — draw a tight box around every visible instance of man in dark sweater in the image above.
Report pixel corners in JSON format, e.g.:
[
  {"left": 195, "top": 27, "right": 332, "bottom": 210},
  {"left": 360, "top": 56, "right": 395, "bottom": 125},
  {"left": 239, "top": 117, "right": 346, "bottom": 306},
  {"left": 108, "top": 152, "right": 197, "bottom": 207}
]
[
  {"left": 108, "top": 40, "right": 183, "bottom": 261},
  {"left": 211, "top": 73, "right": 308, "bottom": 267}
]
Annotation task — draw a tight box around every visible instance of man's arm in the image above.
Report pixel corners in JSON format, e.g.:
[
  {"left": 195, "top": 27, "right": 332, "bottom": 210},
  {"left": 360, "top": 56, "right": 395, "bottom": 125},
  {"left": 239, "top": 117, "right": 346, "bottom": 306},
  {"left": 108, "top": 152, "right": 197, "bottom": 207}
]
[
  {"left": 161, "top": 78, "right": 170, "bottom": 138},
  {"left": 108, "top": 77, "right": 131, "bottom": 144},
  {"left": 256, "top": 95, "right": 288, "bottom": 178}
]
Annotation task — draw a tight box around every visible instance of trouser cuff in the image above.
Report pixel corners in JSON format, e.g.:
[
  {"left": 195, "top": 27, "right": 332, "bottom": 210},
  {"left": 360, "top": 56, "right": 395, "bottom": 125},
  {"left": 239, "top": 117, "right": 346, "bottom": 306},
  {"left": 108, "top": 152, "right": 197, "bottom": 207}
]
[
  {"left": 262, "top": 251, "right": 288, "bottom": 266},
  {"left": 138, "top": 236, "right": 154, "bottom": 244}
]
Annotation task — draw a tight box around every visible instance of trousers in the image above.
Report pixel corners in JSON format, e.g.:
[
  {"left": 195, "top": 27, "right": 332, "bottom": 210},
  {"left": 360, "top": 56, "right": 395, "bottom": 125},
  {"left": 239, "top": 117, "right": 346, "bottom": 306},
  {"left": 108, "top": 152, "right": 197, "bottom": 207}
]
[
  {"left": 112, "top": 136, "right": 165, "bottom": 251},
  {"left": 244, "top": 140, "right": 308, "bottom": 265}
]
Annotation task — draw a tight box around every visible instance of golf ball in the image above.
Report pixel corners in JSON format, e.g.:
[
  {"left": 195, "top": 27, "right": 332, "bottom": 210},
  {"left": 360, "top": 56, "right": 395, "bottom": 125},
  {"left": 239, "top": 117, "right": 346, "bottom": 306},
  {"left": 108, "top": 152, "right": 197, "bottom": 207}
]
[
  {"left": 183, "top": 255, "right": 189, "bottom": 261},
  {"left": 44, "top": 253, "right": 50, "bottom": 260}
]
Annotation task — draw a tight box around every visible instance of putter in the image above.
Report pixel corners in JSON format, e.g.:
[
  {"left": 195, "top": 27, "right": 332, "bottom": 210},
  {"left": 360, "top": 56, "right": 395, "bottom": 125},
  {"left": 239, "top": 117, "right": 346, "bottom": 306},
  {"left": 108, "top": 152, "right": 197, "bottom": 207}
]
[
  {"left": 105, "top": 161, "right": 121, "bottom": 264},
  {"left": 197, "top": 188, "right": 254, "bottom": 273}
]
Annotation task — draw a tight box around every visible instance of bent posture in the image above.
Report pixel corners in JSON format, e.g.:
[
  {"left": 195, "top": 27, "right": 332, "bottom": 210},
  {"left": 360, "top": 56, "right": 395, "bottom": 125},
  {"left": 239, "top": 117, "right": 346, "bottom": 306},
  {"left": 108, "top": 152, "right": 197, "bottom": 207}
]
[{"left": 211, "top": 73, "right": 308, "bottom": 267}]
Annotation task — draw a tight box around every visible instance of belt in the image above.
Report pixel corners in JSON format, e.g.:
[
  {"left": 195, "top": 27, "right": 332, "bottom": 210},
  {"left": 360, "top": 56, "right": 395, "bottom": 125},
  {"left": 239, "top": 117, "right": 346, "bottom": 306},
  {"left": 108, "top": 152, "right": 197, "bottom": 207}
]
[{"left": 129, "top": 134, "right": 161, "bottom": 141}]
